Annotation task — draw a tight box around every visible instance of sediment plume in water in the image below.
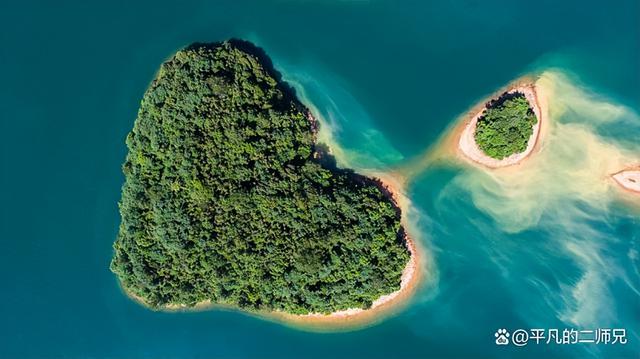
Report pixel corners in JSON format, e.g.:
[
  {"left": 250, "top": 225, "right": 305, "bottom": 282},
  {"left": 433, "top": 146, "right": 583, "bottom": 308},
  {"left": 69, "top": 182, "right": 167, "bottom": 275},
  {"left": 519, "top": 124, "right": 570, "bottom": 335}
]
[{"left": 396, "top": 71, "right": 638, "bottom": 232}]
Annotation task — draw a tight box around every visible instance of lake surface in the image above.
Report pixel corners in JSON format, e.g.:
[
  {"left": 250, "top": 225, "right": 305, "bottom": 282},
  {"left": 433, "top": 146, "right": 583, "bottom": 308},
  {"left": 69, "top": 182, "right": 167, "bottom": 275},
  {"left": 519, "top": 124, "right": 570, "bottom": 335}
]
[{"left": 1, "top": 1, "right": 638, "bottom": 358}]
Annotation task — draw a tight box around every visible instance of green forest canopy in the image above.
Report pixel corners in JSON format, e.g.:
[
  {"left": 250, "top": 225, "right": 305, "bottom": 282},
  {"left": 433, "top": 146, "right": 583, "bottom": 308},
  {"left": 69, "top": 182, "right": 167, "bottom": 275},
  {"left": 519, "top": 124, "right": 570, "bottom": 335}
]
[
  {"left": 110, "top": 40, "right": 411, "bottom": 314},
  {"left": 474, "top": 93, "right": 538, "bottom": 159}
]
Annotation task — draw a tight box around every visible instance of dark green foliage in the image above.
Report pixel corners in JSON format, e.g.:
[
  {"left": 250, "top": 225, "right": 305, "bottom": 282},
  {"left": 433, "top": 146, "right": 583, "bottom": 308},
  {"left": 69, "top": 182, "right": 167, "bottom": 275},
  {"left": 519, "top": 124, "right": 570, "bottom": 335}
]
[
  {"left": 110, "top": 40, "right": 410, "bottom": 314},
  {"left": 474, "top": 93, "right": 538, "bottom": 159}
]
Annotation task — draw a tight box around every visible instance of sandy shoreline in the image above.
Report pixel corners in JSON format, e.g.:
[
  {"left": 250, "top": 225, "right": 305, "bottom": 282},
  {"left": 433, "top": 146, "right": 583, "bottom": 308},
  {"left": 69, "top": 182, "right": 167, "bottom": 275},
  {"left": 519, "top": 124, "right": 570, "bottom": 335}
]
[
  {"left": 612, "top": 168, "right": 640, "bottom": 195},
  {"left": 456, "top": 79, "right": 547, "bottom": 168}
]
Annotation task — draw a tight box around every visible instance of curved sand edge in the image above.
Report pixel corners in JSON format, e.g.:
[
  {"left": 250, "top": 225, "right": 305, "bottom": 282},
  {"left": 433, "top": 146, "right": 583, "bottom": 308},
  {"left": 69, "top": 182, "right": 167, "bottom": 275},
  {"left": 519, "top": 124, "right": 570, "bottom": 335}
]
[
  {"left": 612, "top": 168, "right": 640, "bottom": 195},
  {"left": 122, "top": 174, "right": 421, "bottom": 330},
  {"left": 457, "top": 80, "right": 546, "bottom": 168}
]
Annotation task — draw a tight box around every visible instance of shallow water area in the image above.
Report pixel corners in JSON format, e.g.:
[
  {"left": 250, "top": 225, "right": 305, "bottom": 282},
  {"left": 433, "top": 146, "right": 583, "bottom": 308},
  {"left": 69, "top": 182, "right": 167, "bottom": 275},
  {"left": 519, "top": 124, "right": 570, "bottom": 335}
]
[{"left": 1, "top": 1, "right": 639, "bottom": 358}]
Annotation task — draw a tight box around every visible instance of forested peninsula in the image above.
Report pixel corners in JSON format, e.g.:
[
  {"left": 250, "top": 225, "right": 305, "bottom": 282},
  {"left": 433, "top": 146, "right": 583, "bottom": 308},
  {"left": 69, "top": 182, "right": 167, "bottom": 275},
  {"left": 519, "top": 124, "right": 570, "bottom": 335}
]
[{"left": 110, "top": 40, "right": 412, "bottom": 316}]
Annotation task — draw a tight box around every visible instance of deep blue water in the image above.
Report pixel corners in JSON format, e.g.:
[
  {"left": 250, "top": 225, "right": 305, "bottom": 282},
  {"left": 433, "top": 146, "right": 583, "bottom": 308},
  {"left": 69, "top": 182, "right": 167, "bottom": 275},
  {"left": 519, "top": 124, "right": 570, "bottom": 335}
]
[{"left": 1, "top": 1, "right": 638, "bottom": 358}]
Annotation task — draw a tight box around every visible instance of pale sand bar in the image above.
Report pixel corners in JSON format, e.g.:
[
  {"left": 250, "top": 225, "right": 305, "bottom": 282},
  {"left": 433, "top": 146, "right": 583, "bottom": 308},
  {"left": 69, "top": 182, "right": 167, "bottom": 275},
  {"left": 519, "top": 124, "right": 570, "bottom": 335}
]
[{"left": 612, "top": 169, "right": 640, "bottom": 194}]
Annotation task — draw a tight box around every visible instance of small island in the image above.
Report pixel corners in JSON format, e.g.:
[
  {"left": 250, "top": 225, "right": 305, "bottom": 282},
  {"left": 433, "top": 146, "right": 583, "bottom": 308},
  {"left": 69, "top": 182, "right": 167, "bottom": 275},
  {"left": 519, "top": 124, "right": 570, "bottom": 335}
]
[
  {"left": 110, "top": 40, "right": 417, "bottom": 323},
  {"left": 612, "top": 168, "right": 640, "bottom": 195},
  {"left": 457, "top": 82, "right": 544, "bottom": 168}
]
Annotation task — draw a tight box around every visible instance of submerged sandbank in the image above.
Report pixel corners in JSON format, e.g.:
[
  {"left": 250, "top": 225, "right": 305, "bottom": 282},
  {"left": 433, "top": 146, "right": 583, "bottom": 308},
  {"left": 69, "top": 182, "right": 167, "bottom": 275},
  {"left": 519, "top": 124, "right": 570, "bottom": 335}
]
[
  {"left": 437, "top": 71, "right": 640, "bottom": 232},
  {"left": 456, "top": 79, "right": 547, "bottom": 169},
  {"left": 393, "top": 75, "right": 551, "bottom": 180},
  {"left": 612, "top": 168, "right": 640, "bottom": 195}
]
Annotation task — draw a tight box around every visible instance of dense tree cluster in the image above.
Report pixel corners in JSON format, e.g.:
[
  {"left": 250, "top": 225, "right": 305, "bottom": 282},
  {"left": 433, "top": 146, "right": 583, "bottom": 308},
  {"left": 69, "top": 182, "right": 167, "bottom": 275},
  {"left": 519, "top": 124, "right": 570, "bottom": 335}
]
[
  {"left": 110, "top": 40, "right": 410, "bottom": 314},
  {"left": 474, "top": 93, "right": 538, "bottom": 159}
]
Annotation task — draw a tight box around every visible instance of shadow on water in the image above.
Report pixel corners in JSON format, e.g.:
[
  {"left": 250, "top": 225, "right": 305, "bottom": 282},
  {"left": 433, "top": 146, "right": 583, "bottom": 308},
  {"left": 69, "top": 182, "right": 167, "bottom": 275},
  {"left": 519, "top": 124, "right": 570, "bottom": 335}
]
[
  {"left": 186, "top": 39, "right": 410, "bottom": 252},
  {"left": 314, "top": 143, "right": 409, "bottom": 248},
  {"left": 187, "top": 39, "right": 302, "bottom": 112},
  {"left": 480, "top": 90, "right": 535, "bottom": 121},
  {"left": 485, "top": 90, "right": 527, "bottom": 108}
]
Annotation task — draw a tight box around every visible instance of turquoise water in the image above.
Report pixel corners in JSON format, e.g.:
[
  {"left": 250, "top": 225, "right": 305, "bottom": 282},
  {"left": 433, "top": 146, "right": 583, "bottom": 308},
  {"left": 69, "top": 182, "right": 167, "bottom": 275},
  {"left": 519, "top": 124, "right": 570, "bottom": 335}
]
[{"left": 1, "top": 1, "right": 639, "bottom": 358}]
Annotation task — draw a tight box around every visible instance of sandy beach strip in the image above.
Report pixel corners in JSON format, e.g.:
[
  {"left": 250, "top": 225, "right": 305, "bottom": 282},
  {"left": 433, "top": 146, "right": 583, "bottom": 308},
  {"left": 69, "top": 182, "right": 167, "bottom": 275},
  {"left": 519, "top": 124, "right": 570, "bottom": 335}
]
[
  {"left": 612, "top": 168, "right": 640, "bottom": 194},
  {"left": 456, "top": 80, "right": 547, "bottom": 169}
]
